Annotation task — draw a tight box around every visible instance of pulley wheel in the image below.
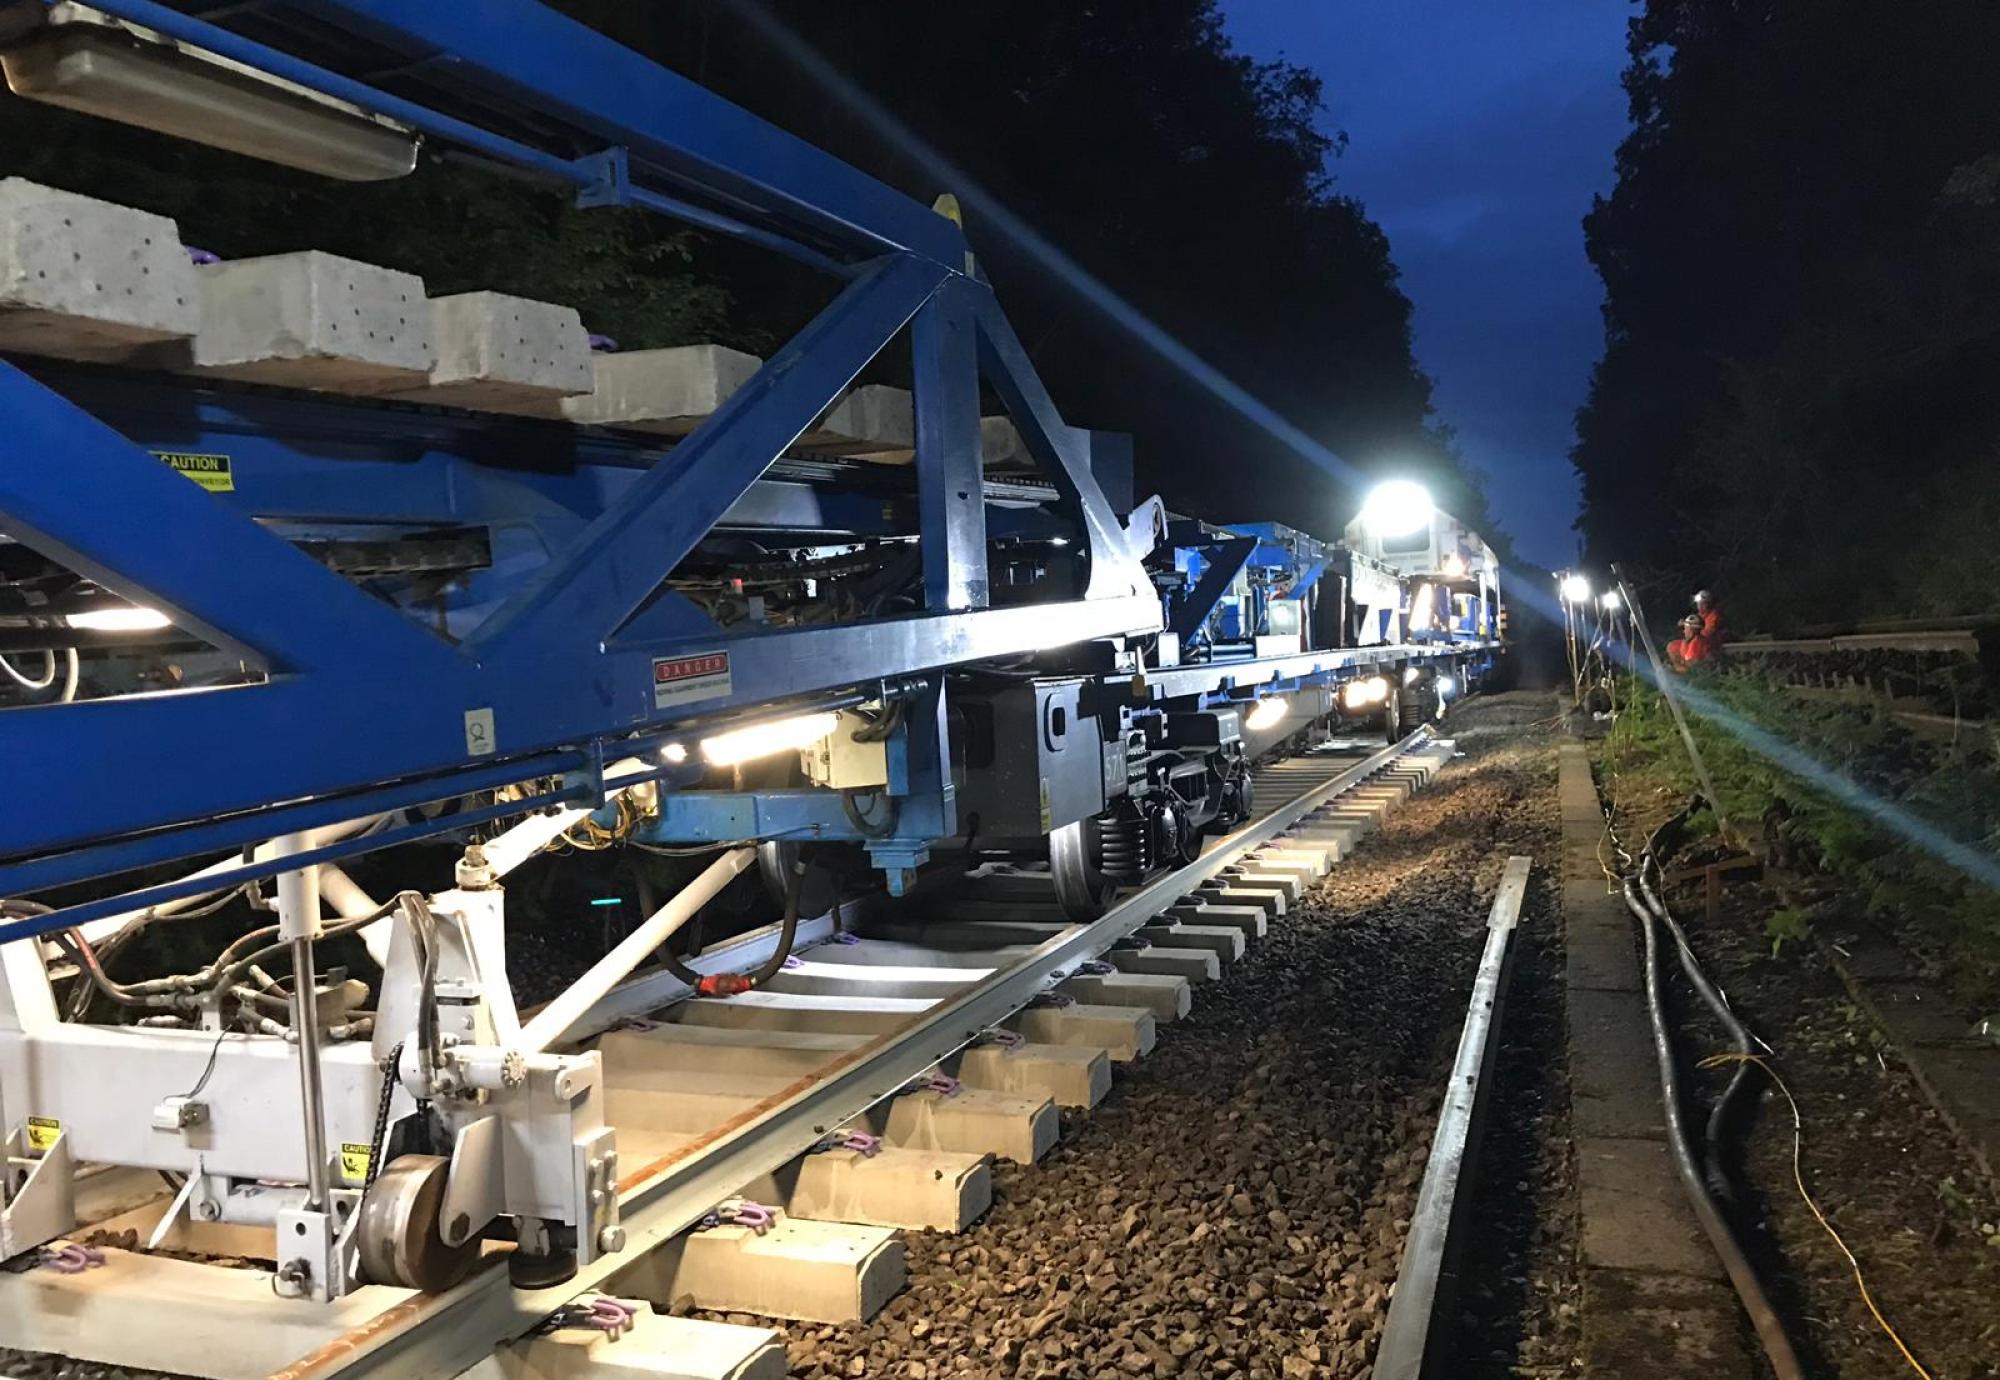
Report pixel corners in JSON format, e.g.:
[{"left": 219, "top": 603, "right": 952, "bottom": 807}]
[{"left": 356, "top": 1154, "right": 480, "bottom": 1292}]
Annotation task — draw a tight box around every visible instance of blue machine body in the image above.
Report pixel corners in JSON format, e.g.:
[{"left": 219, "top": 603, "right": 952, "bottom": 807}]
[{"left": 0, "top": 0, "right": 1501, "bottom": 939}]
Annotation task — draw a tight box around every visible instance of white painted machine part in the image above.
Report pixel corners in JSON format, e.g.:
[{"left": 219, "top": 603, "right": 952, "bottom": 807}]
[
  {"left": 72, "top": 813, "right": 385, "bottom": 946},
  {"left": 475, "top": 755, "right": 649, "bottom": 878},
  {"left": 516, "top": 845, "right": 756, "bottom": 1055}
]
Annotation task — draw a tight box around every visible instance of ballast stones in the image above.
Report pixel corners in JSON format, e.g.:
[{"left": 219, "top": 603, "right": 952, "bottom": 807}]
[{"left": 0, "top": 177, "right": 199, "bottom": 361}]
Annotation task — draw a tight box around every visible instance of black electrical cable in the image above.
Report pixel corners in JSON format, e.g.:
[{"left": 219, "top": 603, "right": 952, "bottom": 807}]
[
  {"left": 1637, "top": 857, "right": 1762, "bottom": 1201},
  {"left": 841, "top": 787, "right": 899, "bottom": 838},
  {"left": 743, "top": 859, "right": 806, "bottom": 988},
  {"left": 1624, "top": 877, "right": 1803, "bottom": 1380},
  {"left": 848, "top": 695, "right": 907, "bottom": 744}
]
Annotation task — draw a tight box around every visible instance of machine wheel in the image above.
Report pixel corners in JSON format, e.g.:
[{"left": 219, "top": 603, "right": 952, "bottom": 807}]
[
  {"left": 1382, "top": 685, "right": 1404, "bottom": 742},
  {"left": 356, "top": 1154, "right": 481, "bottom": 1292},
  {"left": 757, "top": 840, "right": 841, "bottom": 917},
  {"left": 1050, "top": 818, "right": 1118, "bottom": 921}
]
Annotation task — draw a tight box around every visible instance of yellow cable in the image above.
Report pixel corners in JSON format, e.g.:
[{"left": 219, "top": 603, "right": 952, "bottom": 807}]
[{"left": 1696, "top": 1051, "right": 1935, "bottom": 1379}]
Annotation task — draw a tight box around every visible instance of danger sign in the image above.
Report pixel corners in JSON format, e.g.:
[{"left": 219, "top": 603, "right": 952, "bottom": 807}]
[{"left": 652, "top": 651, "right": 732, "bottom": 710}]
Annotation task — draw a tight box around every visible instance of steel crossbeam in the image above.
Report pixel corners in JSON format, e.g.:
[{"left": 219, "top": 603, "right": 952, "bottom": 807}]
[{"left": 0, "top": 0, "right": 1156, "bottom": 925}]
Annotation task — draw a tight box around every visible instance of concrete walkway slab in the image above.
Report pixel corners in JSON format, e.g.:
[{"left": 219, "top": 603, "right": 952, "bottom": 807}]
[{"left": 1559, "top": 741, "right": 1752, "bottom": 1380}]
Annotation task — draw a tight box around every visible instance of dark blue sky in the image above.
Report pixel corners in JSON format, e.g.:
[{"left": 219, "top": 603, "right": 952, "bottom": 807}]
[{"left": 1221, "top": 1, "right": 1632, "bottom": 569}]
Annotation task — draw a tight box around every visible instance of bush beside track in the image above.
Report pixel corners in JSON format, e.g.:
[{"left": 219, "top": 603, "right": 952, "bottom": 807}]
[{"left": 1599, "top": 669, "right": 2000, "bottom": 1011}]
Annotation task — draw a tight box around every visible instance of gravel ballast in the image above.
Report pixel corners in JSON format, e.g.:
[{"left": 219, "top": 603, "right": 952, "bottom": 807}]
[{"left": 763, "top": 693, "right": 1576, "bottom": 1379}]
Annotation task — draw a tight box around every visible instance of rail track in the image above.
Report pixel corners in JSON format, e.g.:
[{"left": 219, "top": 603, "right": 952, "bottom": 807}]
[{"left": 2, "top": 723, "right": 1548, "bottom": 1380}]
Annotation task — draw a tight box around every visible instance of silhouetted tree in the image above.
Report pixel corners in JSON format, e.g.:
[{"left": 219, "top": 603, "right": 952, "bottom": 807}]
[{"left": 1574, "top": 0, "right": 2000, "bottom": 628}]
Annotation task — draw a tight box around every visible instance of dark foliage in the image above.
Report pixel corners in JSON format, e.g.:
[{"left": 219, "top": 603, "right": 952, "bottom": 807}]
[
  {"left": 1573, "top": 0, "right": 2000, "bottom": 630},
  {"left": 0, "top": 0, "right": 1495, "bottom": 544}
]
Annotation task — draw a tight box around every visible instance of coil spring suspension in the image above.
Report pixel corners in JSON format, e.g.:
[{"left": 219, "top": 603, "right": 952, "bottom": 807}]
[{"left": 1096, "top": 811, "right": 1149, "bottom": 882}]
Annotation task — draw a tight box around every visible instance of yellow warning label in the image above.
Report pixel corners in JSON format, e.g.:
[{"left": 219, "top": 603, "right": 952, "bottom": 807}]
[
  {"left": 154, "top": 450, "right": 235, "bottom": 493},
  {"left": 339, "top": 1141, "right": 373, "bottom": 1184},
  {"left": 1038, "top": 778, "right": 1053, "bottom": 833},
  {"left": 25, "top": 1116, "right": 60, "bottom": 1154}
]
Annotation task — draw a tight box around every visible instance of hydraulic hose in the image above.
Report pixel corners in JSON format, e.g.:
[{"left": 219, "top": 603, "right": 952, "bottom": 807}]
[
  {"left": 1637, "top": 859, "right": 1761, "bottom": 1200},
  {"left": 517, "top": 845, "right": 756, "bottom": 1053},
  {"left": 1623, "top": 877, "right": 1803, "bottom": 1380},
  {"left": 693, "top": 858, "right": 806, "bottom": 998}
]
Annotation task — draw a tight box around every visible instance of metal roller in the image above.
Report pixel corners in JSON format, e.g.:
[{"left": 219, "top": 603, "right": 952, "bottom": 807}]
[{"left": 356, "top": 1154, "right": 481, "bottom": 1292}]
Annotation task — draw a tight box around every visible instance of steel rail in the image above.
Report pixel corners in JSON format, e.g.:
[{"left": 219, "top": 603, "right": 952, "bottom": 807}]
[
  {"left": 292, "top": 726, "right": 1441, "bottom": 1379},
  {"left": 1371, "top": 854, "right": 1532, "bottom": 1380}
]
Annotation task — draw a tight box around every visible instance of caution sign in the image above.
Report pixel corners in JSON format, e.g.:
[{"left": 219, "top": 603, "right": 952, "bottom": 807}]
[
  {"left": 25, "top": 1116, "right": 60, "bottom": 1154},
  {"left": 154, "top": 450, "right": 235, "bottom": 493},
  {"left": 651, "top": 651, "right": 732, "bottom": 710},
  {"left": 339, "top": 1141, "right": 373, "bottom": 1184}
]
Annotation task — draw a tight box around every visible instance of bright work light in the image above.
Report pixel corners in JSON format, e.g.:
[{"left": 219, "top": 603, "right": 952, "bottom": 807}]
[
  {"left": 701, "top": 711, "right": 840, "bottom": 767},
  {"left": 1358, "top": 480, "right": 1433, "bottom": 539},
  {"left": 65, "top": 605, "right": 170, "bottom": 632},
  {"left": 1600, "top": 590, "right": 1623, "bottom": 613},
  {"left": 1242, "top": 698, "right": 1287, "bottom": 732},
  {"left": 1340, "top": 675, "right": 1392, "bottom": 711},
  {"left": 2, "top": 4, "right": 420, "bottom": 181},
  {"left": 1559, "top": 574, "right": 1593, "bottom": 604}
]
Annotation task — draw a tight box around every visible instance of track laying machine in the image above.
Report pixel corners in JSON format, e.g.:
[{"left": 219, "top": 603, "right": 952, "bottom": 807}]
[{"left": 0, "top": 0, "right": 1502, "bottom": 1328}]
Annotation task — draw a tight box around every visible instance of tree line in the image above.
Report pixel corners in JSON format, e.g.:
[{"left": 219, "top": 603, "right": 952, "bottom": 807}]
[{"left": 1574, "top": 0, "right": 2000, "bottom": 630}]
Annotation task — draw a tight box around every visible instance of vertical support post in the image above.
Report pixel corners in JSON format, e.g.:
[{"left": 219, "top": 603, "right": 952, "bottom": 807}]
[
  {"left": 912, "top": 278, "right": 987, "bottom": 611},
  {"left": 276, "top": 834, "right": 330, "bottom": 1210}
]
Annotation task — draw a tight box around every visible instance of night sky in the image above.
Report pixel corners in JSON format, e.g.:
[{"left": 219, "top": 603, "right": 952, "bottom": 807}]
[{"left": 1221, "top": 1, "right": 1631, "bottom": 569}]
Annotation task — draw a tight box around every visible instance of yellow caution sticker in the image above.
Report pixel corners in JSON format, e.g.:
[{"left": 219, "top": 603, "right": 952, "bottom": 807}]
[
  {"left": 25, "top": 1116, "right": 60, "bottom": 1154},
  {"left": 1038, "top": 778, "right": 1053, "bottom": 832},
  {"left": 154, "top": 450, "right": 235, "bottom": 493},
  {"left": 339, "top": 1141, "right": 373, "bottom": 1184}
]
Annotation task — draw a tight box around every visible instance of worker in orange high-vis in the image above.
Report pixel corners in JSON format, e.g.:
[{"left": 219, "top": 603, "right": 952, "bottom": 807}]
[{"left": 1666, "top": 589, "right": 1723, "bottom": 669}]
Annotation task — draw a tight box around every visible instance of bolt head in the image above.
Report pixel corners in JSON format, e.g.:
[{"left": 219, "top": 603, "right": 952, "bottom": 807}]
[{"left": 597, "top": 1224, "right": 627, "bottom": 1255}]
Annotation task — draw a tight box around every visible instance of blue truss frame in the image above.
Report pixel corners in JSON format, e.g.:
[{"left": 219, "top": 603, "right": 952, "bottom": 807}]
[{"left": 0, "top": 0, "right": 1158, "bottom": 935}]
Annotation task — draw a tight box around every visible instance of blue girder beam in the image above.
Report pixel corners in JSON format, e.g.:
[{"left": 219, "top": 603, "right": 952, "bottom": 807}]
[{"left": 83, "top": 0, "right": 967, "bottom": 269}]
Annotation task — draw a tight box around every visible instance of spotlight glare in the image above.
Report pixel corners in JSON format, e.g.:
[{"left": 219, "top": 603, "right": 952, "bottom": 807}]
[
  {"left": 700, "top": 711, "right": 840, "bottom": 767},
  {"left": 1358, "top": 480, "right": 1434, "bottom": 539},
  {"left": 1242, "top": 698, "right": 1288, "bottom": 732},
  {"left": 66, "top": 605, "right": 171, "bottom": 632}
]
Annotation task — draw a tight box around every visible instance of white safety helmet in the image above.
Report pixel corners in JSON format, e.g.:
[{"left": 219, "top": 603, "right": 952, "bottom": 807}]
[{"left": 1692, "top": 589, "right": 1714, "bottom": 604}]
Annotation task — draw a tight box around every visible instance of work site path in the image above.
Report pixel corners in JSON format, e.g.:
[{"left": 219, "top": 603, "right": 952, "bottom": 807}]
[{"left": 769, "top": 693, "right": 1576, "bottom": 1380}]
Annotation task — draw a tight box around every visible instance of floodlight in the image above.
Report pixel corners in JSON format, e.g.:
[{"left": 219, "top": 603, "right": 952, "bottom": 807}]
[
  {"left": 1358, "top": 480, "right": 1433, "bottom": 539},
  {"left": 3, "top": 4, "right": 420, "bottom": 181}
]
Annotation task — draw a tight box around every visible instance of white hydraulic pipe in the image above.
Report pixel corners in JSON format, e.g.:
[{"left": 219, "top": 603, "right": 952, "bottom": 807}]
[
  {"left": 516, "top": 845, "right": 756, "bottom": 1055},
  {"left": 72, "top": 815, "right": 386, "bottom": 946},
  {"left": 362, "top": 756, "right": 655, "bottom": 964},
  {"left": 476, "top": 756, "right": 650, "bottom": 878}
]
